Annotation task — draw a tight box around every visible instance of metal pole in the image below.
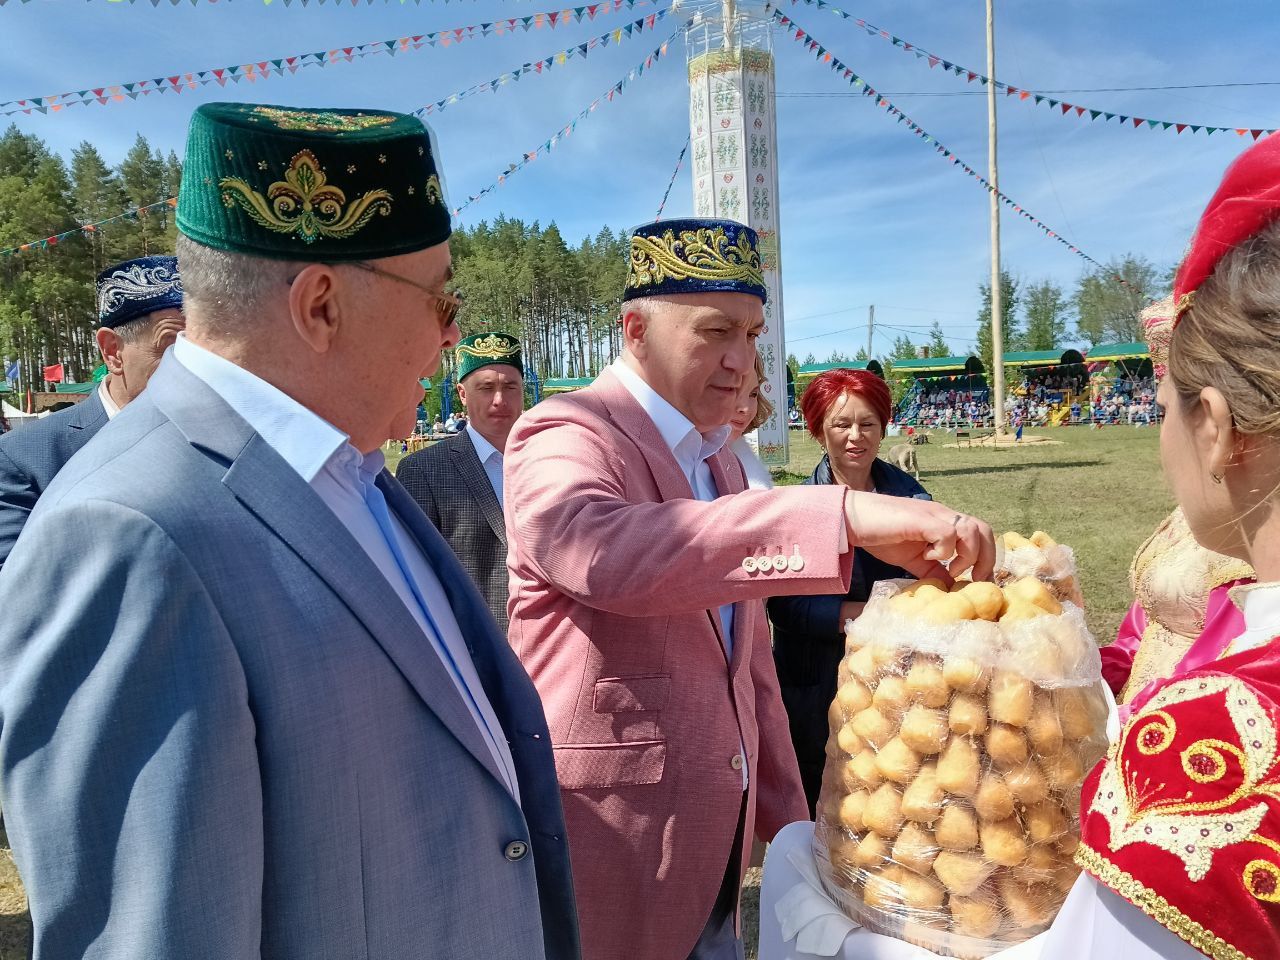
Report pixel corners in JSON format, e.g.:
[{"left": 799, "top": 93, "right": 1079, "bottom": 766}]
[
  {"left": 986, "top": 0, "right": 1005, "bottom": 437},
  {"left": 867, "top": 304, "right": 875, "bottom": 359}
]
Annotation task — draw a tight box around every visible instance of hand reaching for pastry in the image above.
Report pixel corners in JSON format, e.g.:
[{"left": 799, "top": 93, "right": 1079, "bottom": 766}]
[{"left": 843, "top": 490, "right": 996, "bottom": 584}]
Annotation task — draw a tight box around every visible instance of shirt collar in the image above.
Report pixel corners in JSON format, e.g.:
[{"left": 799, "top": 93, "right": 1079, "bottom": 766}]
[
  {"left": 1232, "top": 582, "right": 1280, "bottom": 631},
  {"left": 611, "top": 358, "right": 730, "bottom": 473},
  {"left": 466, "top": 423, "right": 501, "bottom": 464},
  {"left": 97, "top": 379, "right": 121, "bottom": 420},
  {"left": 172, "top": 335, "right": 350, "bottom": 483}
]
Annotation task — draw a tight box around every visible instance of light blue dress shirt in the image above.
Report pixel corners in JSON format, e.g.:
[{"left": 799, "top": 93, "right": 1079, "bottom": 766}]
[
  {"left": 172, "top": 336, "right": 521, "bottom": 802},
  {"left": 467, "top": 423, "right": 504, "bottom": 503}
]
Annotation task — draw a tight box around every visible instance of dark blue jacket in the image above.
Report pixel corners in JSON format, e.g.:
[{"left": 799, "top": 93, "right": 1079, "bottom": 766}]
[
  {"left": 766, "top": 454, "right": 931, "bottom": 813},
  {"left": 0, "top": 389, "right": 108, "bottom": 568}
]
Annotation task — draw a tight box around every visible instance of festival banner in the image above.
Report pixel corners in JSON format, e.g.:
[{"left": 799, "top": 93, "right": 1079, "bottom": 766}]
[
  {"left": 775, "top": 11, "right": 1115, "bottom": 276},
  {"left": 782, "top": 0, "right": 1275, "bottom": 141},
  {"left": 1, "top": 0, "right": 653, "bottom": 117},
  {"left": 0, "top": 198, "right": 176, "bottom": 258},
  {"left": 415, "top": 9, "right": 669, "bottom": 116},
  {"left": 452, "top": 29, "right": 680, "bottom": 219}
]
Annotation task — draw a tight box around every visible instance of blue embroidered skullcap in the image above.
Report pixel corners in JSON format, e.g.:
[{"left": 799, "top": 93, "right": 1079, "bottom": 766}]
[
  {"left": 623, "top": 217, "right": 767, "bottom": 303},
  {"left": 95, "top": 256, "right": 184, "bottom": 329}
]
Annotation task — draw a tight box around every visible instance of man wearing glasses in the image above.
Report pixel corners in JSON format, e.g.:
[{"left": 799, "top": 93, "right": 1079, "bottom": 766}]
[{"left": 0, "top": 103, "right": 578, "bottom": 960}]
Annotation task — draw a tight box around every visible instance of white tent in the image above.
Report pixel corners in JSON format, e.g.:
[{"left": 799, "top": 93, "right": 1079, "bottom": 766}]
[{"left": 2, "top": 399, "right": 40, "bottom": 432}]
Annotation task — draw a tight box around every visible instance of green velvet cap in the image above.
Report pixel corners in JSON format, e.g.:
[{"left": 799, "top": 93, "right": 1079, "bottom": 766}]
[
  {"left": 177, "top": 102, "right": 450, "bottom": 261},
  {"left": 456, "top": 333, "right": 524, "bottom": 381}
]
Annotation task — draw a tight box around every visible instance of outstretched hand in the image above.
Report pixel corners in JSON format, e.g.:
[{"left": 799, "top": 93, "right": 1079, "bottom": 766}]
[{"left": 842, "top": 491, "right": 995, "bottom": 584}]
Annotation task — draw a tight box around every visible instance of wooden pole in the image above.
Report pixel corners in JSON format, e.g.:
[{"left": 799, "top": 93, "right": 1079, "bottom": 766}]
[{"left": 986, "top": 0, "right": 1005, "bottom": 436}]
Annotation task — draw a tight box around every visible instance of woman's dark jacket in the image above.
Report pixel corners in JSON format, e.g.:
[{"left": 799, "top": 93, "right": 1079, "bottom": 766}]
[{"left": 766, "top": 454, "right": 931, "bottom": 815}]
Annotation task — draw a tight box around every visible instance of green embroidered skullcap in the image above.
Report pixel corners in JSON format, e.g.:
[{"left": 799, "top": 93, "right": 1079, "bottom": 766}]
[
  {"left": 456, "top": 332, "right": 524, "bottom": 381},
  {"left": 178, "top": 102, "right": 450, "bottom": 261}
]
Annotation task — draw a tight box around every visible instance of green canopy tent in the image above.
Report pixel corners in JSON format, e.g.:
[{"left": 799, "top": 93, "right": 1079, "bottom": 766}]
[{"left": 1086, "top": 342, "right": 1152, "bottom": 381}]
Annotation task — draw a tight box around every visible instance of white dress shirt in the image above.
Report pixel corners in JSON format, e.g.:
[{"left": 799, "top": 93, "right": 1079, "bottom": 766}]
[
  {"left": 467, "top": 423, "right": 504, "bottom": 503},
  {"left": 731, "top": 435, "right": 774, "bottom": 490},
  {"left": 97, "top": 380, "right": 121, "bottom": 420},
  {"left": 172, "top": 336, "right": 521, "bottom": 802}
]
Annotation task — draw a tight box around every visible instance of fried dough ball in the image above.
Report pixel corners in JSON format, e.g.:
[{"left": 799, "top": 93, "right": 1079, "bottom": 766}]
[
  {"left": 903, "top": 579, "right": 948, "bottom": 599},
  {"left": 850, "top": 749, "right": 884, "bottom": 789},
  {"left": 920, "top": 593, "right": 978, "bottom": 624},
  {"left": 863, "top": 783, "right": 906, "bottom": 839},
  {"left": 871, "top": 640, "right": 904, "bottom": 670},
  {"left": 845, "top": 646, "right": 880, "bottom": 685},
  {"left": 948, "top": 891, "right": 1002, "bottom": 939},
  {"left": 836, "top": 678, "right": 874, "bottom": 715},
  {"left": 901, "top": 762, "right": 944, "bottom": 824},
  {"left": 1041, "top": 749, "right": 1085, "bottom": 791},
  {"left": 1000, "top": 600, "right": 1048, "bottom": 623},
  {"left": 1004, "top": 576, "right": 1063, "bottom": 615},
  {"left": 932, "top": 850, "right": 995, "bottom": 897},
  {"left": 986, "top": 723, "right": 1030, "bottom": 769},
  {"left": 980, "top": 817, "right": 1028, "bottom": 867},
  {"left": 853, "top": 830, "right": 891, "bottom": 869},
  {"left": 958, "top": 581, "right": 1007, "bottom": 621},
  {"left": 1026, "top": 693, "right": 1064, "bottom": 753},
  {"left": 827, "top": 698, "right": 845, "bottom": 734},
  {"left": 1005, "top": 762, "right": 1050, "bottom": 806},
  {"left": 826, "top": 833, "right": 860, "bottom": 878},
  {"left": 989, "top": 670, "right": 1035, "bottom": 727},
  {"left": 1017, "top": 843, "right": 1061, "bottom": 883},
  {"left": 949, "top": 693, "right": 989, "bottom": 736},
  {"left": 872, "top": 675, "right": 912, "bottom": 717},
  {"left": 905, "top": 658, "right": 950, "bottom": 708},
  {"left": 851, "top": 707, "right": 895, "bottom": 748},
  {"left": 1025, "top": 801, "right": 1068, "bottom": 844},
  {"left": 1055, "top": 685, "right": 1106, "bottom": 740},
  {"left": 937, "top": 736, "right": 981, "bottom": 797},
  {"left": 935, "top": 804, "right": 980, "bottom": 851},
  {"left": 1056, "top": 833, "right": 1081, "bottom": 857},
  {"left": 839, "top": 758, "right": 867, "bottom": 792},
  {"left": 898, "top": 868, "right": 946, "bottom": 911},
  {"left": 973, "top": 773, "right": 1016, "bottom": 822},
  {"left": 998, "top": 876, "right": 1055, "bottom": 929},
  {"left": 1003, "top": 531, "right": 1035, "bottom": 552},
  {"left": 1030, "top": 530, "right": 1058, "bottom": 549},
  {"left": 838, "top": 790, "right": 870, "bottom": 832},
  {"left": 1052, "top": 863, "right": 1081, "bottom": 894},
  {"left": 900, "top": 705, "right": 949, "bottom": 755},
  {"left": 1019, "top": 632, "right": 1066, "bottom": 678},
  {"left": 876, "top": 737, "right": 923, "bottom": 784},
  {"left": 943, "top": 657, "right": 990, "bottom": 694},
  {"left": 836, "top": 723, "right": 864, "bottom": 756},
  {"left": 892, "top": 822, "right": 939, "bottom": 876},
  {"left": 862, "top": 866, "right": 906, "bottom": 911}
]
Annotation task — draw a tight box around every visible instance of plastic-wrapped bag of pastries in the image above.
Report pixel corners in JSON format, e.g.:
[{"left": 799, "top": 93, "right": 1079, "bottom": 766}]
[
  {"left": 995, "top": 530, "right": 1084, "bottom": 607},
  {"left": 814, "top": 573, "right": 1108, "bottom": 959}
]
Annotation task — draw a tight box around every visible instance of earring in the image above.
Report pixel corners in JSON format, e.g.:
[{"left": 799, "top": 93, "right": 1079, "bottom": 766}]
[{"left": 1212, "top": 472, "right": 1224, "bottom": 485}]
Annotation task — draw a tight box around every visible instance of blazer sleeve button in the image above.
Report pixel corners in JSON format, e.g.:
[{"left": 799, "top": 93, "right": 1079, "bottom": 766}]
[
  {"left": 771, "top": 554, "right": 788, "bottom": 573},
  {"left": 504, "top": 840, "right": 529, "bottom": 862},
  {"left": 730, "top": 754, "right": 744, "bottom": 771},
  {"left": 742, "top": 556, "right": 757, "bottom": 573}
]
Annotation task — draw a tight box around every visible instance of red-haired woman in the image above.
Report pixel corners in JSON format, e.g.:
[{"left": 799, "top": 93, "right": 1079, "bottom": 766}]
[{"left": 766, "top": 368, "right": 931, "bottom": 814}]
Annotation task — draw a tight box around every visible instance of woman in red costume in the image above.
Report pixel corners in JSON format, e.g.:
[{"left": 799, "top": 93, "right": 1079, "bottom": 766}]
[{"left": 1038, "top": 132, "right": 1280, "bottom": 959}]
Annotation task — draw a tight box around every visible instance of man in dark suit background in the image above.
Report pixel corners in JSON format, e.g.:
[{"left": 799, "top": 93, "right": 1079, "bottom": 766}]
[
  {"left": 399, "top": 332, "right": 524, "bottom": 630},
  {"left": 0, "top": 255, "right": 184, "bottom": 567}
]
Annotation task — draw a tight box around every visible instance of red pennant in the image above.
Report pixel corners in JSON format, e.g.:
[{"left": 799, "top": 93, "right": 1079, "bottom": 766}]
[
  {"left": 967, "top": 71, "right": 977, "bottom": 82},
  {"left": 1060, "top": 103, "right": 1071, "bottom": 114},
  {"left": 1176, "top": 124, "right": 1187, "bottom": 134},
  {"left": 1132, "top": 117, "right": 1143, "bottom": 127},
  {"left": 1075, "top": 106, "right": 1086, "bottom": 117}
]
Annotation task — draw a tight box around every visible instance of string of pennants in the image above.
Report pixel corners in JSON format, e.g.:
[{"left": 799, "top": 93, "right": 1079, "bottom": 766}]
[
  {"left": 654, "top": 136, "right": 689, "bottom": 220},
  {"left": 778, "top": 0, "right": 1276, "bottom": 140},
  {"left": 0, "top": 198, "right": 176, "bottom": 258},
  {"left": 452, "top": 30, "right": 679, "bottom": 219},
  {"left": 1, "top": 0, "right": 652, "bottom": 117},
  {"left": 0, "top": 0, "right": 600, "bottom": 7},
  {"left": 415, "top": 10, "right": 669, "bottom": 116},
  {"left": 775, "top": 11, "right": 1111, "bottom": 275}
]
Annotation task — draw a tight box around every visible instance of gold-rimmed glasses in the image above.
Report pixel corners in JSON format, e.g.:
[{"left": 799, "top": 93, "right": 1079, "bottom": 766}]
[{"left": 344, "top": 261, "right": 463, "bottom": 328}]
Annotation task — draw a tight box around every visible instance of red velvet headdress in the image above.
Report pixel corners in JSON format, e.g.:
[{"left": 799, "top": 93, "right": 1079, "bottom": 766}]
[{"left": 1174, "top": 132, "right": 1280, "bottom": 324}]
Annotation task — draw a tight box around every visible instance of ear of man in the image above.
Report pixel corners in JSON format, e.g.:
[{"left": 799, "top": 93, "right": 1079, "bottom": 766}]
[
  {"left": 95, "top": 327, "right": 124, "bottom": 376},
  {"left": 287, "top": 264, "right": 346, "bottom": 355}
]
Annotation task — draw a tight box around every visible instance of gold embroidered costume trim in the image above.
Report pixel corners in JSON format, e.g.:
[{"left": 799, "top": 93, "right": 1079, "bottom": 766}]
[
  {"left": 1076, "top": 843, "right": 1250, "bottom": 960},
  {"left": 219, "top": 149, "right": 392, "bottom": 244},
  {"left": 425, "top": 174, "right": 444, "bottom": 206},
  {"left": 251, "top": 106, "right": 397, "bottom": 133},
  {"left": 1175, "top": 290, "right": 1197, "bottom": 320},
  {"left": 457, "top": 333, "right": 518, "bottom": 361},
  {"left": 626, "top": 226, "right": 764, "bottom": 292}
]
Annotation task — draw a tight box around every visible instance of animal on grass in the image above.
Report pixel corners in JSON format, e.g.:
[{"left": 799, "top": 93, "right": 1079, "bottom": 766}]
[{"left": 888, "top": 443, "right": 920, "bottom": 479}]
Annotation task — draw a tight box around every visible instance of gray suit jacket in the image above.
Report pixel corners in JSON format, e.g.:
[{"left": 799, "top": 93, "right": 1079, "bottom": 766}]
[
  {"left": 0, "top": 357, "right": 578, "bottom": 960},
  {"left": 0, "top": 389, "right": 108, "bottom": 568},
  {"left": 398, "top": 429, "right": 510, "bottom": 631}
]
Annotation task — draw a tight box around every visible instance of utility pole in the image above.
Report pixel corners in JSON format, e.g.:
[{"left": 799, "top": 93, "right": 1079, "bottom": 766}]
[
  {"left": 986, "top": 0, "right": 1005, "bottom": 436},
  {"left": 867, "top": 304, "right": 875, "bottom": 359}
]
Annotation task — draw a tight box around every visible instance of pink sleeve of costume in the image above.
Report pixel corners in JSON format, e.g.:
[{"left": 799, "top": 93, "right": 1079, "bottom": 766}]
[{"left": 1100, "top": 602, "right": 1145, "bottom": 697}]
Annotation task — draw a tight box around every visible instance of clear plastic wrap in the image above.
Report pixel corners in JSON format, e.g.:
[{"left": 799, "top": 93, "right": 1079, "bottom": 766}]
[
  {"left": 994, "top": 530, "right": 1083, "bottom": 607},
  {"left": 813, "top": 574, "right": 1109, "bottom": 959}
]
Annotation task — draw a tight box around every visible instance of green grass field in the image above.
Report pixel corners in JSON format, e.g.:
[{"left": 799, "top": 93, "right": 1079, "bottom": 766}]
[{"left": 0, "top": 427, "right": 1169, "bottom": 959}]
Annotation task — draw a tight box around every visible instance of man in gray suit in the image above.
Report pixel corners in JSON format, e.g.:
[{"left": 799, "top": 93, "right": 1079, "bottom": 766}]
[
  {"left": 398, "top": 332, "right": 525, "bottom": 629},
  {"left": 0, "top": 255, "right": 184, "bottom": 567},
  {"left": 0, "top": 103, "right": 577, "bottom": 960}
]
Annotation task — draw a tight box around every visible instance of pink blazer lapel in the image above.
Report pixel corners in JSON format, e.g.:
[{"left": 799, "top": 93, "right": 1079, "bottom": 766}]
[{"left": 592, "top": 367, "right": 695, "bottom": 503}]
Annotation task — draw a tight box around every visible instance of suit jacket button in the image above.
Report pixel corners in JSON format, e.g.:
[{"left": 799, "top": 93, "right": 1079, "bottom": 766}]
[
  {"left": 730, "top": 754, "right": 744, "bottom": 771},
  {"left": 788, "top": 555, "right": 805, "bottom": 572},
  {"left": 504, "top": 840, "right": 529, "bottom": 862},
  {"left": 771, "top": 554, "right": 788, "bottom": 573},
  {"left": 742, "top": 556, "right": 758, "bottom": 573}
]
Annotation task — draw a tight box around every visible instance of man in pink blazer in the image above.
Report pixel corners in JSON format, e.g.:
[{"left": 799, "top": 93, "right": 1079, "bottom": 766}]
[{"left": 504, "top": 219, "right": 994, "bottom": 960}]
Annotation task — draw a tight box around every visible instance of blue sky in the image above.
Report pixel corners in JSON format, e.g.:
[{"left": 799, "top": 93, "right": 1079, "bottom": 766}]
[{"left": 2, "top": 0, "right": 1277, "bottom": 358}]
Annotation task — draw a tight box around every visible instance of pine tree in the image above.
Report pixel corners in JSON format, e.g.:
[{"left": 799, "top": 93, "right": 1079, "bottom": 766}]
[
  {"left": 117, "top": 135, "right": 168, "bottom": 256},
  {"left": 975, "top": 271, "right": 1021, "bottom": 374},
  {"left": 1022, "top": 280, "right": 1068, "bottom": 351}
]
